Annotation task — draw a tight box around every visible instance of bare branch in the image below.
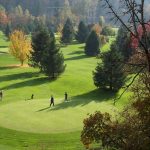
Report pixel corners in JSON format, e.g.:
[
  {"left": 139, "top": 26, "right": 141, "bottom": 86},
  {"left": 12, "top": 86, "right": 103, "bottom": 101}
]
[{"left": 114, "top": 66, "right": 146, "bottom": 105}]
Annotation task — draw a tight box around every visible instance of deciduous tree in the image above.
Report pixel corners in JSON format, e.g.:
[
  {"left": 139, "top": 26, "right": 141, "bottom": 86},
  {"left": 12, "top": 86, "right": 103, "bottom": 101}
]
[
  {"left": 81, "top": 72, "right": 150, "bottom": 150},
  {"left": 9, "top": 30, "right": 31, "bottom": 66},
  {"left": 92, "top": 24, "right": 102, "bottom": 36},
  {"left": 103, "top": 0, "right": 150, "bottom": 72},
  {"left": 101, "top": 25, "right": 115, "bottom": 36}
]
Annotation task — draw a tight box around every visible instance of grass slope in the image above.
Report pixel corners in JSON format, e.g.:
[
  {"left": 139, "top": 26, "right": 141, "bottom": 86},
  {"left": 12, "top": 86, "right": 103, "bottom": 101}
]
[{"left": 0, "top": 32, "right": 129, "bottom": 149}]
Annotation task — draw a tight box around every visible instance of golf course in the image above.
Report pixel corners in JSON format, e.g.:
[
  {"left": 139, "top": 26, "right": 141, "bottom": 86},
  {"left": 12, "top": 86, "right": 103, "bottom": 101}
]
[{"left": 0, "top": 31, "right": 129, "bottom": 150}]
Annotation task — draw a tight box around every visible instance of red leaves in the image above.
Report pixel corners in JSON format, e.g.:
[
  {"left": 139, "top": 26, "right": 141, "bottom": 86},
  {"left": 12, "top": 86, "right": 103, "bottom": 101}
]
[
  {"left": 131, "top": 34, "right": 139, "bottom": 49},
  {"left": 131, "top": 22, "right": 150, "bottom": 49}
]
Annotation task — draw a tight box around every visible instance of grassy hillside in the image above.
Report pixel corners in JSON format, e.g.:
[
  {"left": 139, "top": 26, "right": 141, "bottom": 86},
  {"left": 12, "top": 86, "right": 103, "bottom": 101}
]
[{"left": 0, "top": 32, "right": 130, "bottom": 149}]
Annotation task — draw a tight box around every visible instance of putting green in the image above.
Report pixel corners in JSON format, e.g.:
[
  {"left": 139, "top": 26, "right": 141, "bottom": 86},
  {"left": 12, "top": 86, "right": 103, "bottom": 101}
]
[{"left": 0, "top": 98, "right": 116, "bottom": 133}]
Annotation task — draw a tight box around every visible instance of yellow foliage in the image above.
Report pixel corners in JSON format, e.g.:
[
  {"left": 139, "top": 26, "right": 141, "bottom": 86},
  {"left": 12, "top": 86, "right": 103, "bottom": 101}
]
[{"left": 9, "top": 30, "right": 32, "bottom": 66}]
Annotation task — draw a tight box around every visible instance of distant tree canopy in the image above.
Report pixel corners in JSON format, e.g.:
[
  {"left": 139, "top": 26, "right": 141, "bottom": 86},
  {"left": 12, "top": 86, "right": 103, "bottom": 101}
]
[
  {"left": 61, "top": 18, "right": 74, "bottom": 44},
  {"left": 0, "top": 0, "right": 103, "bottom": 23},
  {"left": 30, "top": 26, "right": 65, "bottom": 78},
  {"left": 93, "top": 42, "right": 126, "bottom": 91},
  {"left": 9, "top": 30, "right": 32, "bottom": 66},
  {"left": 76, "top": 21, "right": 89, "bottom": 43},
  {"left": 101, "top": 26, "right": 115, "bottom": 36},
  {"left": 85, "top": 30, "right": 100, "bottom": 56}
]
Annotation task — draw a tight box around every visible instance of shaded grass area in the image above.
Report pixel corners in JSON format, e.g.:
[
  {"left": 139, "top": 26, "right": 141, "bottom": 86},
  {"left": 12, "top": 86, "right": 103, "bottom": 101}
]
[
  {"left": 52, "top": 89, "right": 117, "bottom": 111},
  {"left": 0, "top": 31, "right": 9, "bottom": 47}
]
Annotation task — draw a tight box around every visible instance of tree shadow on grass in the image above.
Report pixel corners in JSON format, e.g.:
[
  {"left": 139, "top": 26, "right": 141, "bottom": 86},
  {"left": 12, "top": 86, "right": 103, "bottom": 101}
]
[
  {"left": 60, "top": 41, "right": 80, "bottom": 48},
  {"left": 1, "top": 77, "right": 52, "bottom": 90},
  {"left": 0, "top": 66, "right": 20, "bottom": 70},
  {"left": 0, "top": 51, "right": 8, "bottom": 54},
  {"left": 65, "top": 54, "right": 89, "bottom": 61},
  {"left": 79, "top": 46, "right": 85, "bottom": 49},
  {"left": 0, "top": 72, "right": 40, "bottom": 82},
  {"left": 49, "top": 89, "right": 117, "bottom": 111},
  {"left": 0, "top": 46, "right": 8, "bottom": 48},
  {"left": 37, "top": 106, "right": 50, "bottom": 112},
  {"left": 68, "top": 50, "right": 84, "bottom": 55}
]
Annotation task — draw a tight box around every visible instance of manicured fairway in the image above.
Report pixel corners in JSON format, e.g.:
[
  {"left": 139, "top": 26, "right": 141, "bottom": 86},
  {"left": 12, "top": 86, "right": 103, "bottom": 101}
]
[
  {"left": 0, "top": 32, "right": 129, "bottom": 149},
  {"left": 0, "top": 98, "right": 117, "bottom": 133}
]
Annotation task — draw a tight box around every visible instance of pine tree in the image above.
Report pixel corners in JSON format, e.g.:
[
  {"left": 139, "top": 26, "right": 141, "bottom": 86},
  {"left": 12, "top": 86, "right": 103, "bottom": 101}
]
[
  {"left": 61, "top": 18, "right": 74, "bottom": 44},
  {"left": 30, "top": 27, "right": 66, "bottom": 78},
  {"left": 5, "top": 23, "right": 11, "bottom": 37},
  {"left": 29, "top": 26, "right": 47, "bottom": 68},
  {"left": 116, "top": 26, "right": 133, "bottom": 61},
  {"left": 93, "top": 42, "right": 126, "bottom": 91},
  {"left": 76, "top": 21, "right": 89, "bottom": 43},
  {"left": 41, "top": 31, "right": 66, "bottom": 78},
  {"left": 85, "top": 30, "right": 100, "bottom": 56}
]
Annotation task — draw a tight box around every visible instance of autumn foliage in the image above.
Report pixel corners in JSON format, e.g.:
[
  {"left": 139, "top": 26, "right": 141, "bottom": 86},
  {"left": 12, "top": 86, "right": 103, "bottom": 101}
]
[
  {"left": 131, "top": 22, "right": 150, "bottom": 49},
  {"left": 92, "top": 24, "right": 102, "bottom": 36},
  {"left": 0, "top": 11, "right": 9, "bottom": 25},
  {"left": 9, "top": 30, "right": 32, "bottom": 66},
  {"left": 81, "top": 72, "right": 150, "bottom": 150}
]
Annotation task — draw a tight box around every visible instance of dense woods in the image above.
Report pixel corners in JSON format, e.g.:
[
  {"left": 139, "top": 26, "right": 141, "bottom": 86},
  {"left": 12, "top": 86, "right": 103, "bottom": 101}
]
[{"left": 0, "top": 0, "right": 101, "bottom": 23}]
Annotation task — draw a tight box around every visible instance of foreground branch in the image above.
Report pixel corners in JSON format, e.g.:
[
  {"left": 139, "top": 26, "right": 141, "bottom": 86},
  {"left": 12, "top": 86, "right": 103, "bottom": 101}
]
[{"left": 114, "top": 66, "right": 146, "bottom": 105}]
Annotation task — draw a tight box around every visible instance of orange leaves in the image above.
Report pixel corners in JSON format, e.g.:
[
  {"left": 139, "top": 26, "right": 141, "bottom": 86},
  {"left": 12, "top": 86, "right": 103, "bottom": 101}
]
[
  {"left": 0, "top": 11, "right": 9, "bottom": 25},
  {"left": 92, "top": 24, "right": 102, "bottom": 36},
  {"left": 9, "top": 30, "right": 32, "bottom": 66}
]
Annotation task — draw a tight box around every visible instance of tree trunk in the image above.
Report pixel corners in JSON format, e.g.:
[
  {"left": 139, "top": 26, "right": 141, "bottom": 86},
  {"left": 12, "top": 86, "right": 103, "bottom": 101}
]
[
  {"left": 147, "top": 53, "right": 150, "bottom": 72},
  {"left": 21, "top": 60, "right": 24, "bottom": 66},
  {"left": 53, "top": 72, "right": 55, "bottom": 78}
]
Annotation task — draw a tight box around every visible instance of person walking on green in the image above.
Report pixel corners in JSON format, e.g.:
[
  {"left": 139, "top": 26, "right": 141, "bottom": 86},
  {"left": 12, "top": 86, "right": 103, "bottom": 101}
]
[
  {"left": 50, "top": 95, "right": 54, "bottom": 107},
  {"left": 31, "top": 94, "right": 34, "bottom": 99},
  {"left": 0, "top": 90, "right": 3, "bottom": 101},
  {"left": 65, "top": 92, "right": 68, "bottom": 101}
]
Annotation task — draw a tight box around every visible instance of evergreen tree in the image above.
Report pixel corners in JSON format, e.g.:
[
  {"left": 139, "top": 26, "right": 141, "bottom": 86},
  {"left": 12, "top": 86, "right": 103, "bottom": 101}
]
[
  {"left": 93, "top": 42, "right": 126, "bottom": 91},
  {"left": 41, "top": 31, "right": 66, "bottom": 78},
  {"left": 116, "top": 26, "right": 133, "bottom": 61},
  {"left": 76, "top": 21, "right": 89, "bottom": 43},
  {"left": 5, "top": 23, "right": 11, "bottom": 37},
  {"left": 29, "top": 26, "right": 47, "bottom": 68},
  {"left": 61, "top": 18, "right": 74, "bottom": 44},
  {"left": 30, "top": 27, "right": 65, "bottom": 78},
  {"left": 85, "top": 30, "right": 100, "bottom": 56}
]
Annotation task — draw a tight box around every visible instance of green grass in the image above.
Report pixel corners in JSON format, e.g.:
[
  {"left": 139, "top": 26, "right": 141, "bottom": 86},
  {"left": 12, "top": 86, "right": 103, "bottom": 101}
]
[
  {"left": 101, "top": 36, "right": 116, "bottom": 52},
  {"left": 0, "top": 31, "right": 9, "bottom": 53},
  {"left": 0, "top": 33, "right": 130, "bottom": 149}
]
